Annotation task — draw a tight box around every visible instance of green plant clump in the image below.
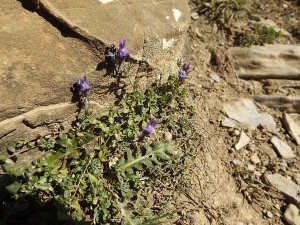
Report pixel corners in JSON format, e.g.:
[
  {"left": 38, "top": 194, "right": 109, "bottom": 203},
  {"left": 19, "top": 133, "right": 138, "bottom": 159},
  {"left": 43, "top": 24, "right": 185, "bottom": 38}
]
[
  {"left": 193, "top": 0, "right": 256, "bottom": 28},
  {"left": 239, "top": 24, "right": 282, "bottom": 47},
  {"left": 0, "top": 57, "right": 198, "bottom": 224}
]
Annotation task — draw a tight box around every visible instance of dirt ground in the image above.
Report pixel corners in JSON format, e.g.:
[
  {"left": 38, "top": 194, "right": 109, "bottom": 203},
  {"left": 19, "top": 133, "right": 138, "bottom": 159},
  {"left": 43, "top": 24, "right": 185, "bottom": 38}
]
[
  {"left": 2, "top": 0, "right": 300, "bottom": 224},
  {"left": 184, "top": 1, "right": 300, "bottom": 224}
]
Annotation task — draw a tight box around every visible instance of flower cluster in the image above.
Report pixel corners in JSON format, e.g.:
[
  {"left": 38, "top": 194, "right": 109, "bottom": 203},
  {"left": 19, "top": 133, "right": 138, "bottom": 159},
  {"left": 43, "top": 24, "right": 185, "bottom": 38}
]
[{"left": 176, "top": 62, "right": 190, "bottom": 79}]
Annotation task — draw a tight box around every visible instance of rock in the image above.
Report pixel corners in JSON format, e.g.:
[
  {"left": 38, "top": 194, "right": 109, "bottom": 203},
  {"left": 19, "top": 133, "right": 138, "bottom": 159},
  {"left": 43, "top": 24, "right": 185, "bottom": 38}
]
[
  {"left": 191, "top": 12, "right": 199, "bottom": 20},
  {"left": 232, "top": 159, "right": 242, "bottom": 166},
  {"left": 235, "top": 131, "right": 250, "bottom": 150},
  {"left": 262, "top": 173, "right": 300, "bottom": 207},
  {"left": 23, "top": 103, "right": 78, "bottom": 127},
  {"left": 293, "top": 174, "right": 300, "bottom": 185},
  {"left": 247, "top": 164, "right": 255, "bottom": 171},
  {"left": 247, "top": 143, "right": 256, "bottom": 151},
  {"left": 36, "top": 0, "right": 191, "bottom": 78},
  {"left": 278, "top": 162, "right": 288, "bottom": 167},
  {"left": 271, "top": 136, "right": 296, "bottom": 159},
  {"left": 250, "top": 153, "right": 261, "bottom": 164},
  {"left": 234, "top": 130, "right": 240, "bottom": 136},
  {"left": 266, "top": 210, "right": 273, "bottom": 218},
  {"left": 163, "top": 132, "right": 172, "bottom": 141},
  {"left": 260, "top": 143, "right": 277, "bottom": 159},
  {"left": 229, "top": 44, "right": 300, "bottom": 79},
  {"left": 265, "top": 124, "right": 278, "bottom": 135},
  {"left": 236, "top": 222, "right": 244, "bottom": 225},
  {"left": 210, "top": 73, "right": 220, "bottom": 82},
  {"left": 282, "top": 112, "right": 300, "bottom": 145},
  {"left": 221, "top": 118, "right": 236, "bottom": 128},
  {"left": 283, "top": 204, "right": 300, "bottom": 225},
  {"left": 223, "top": 99, "right": 276, "bottom": 127},
  {"left": 0, "top": 115, "right": 25, "bottom": 139},
  {"left": 283, "top": 3, "right": 288, "bottom": 9}
]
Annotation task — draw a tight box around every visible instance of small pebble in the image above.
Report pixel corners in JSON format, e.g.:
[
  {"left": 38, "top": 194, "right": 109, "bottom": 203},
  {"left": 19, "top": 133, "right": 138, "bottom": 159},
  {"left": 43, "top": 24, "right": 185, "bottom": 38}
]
[
  {"left": 191, "top": 12, "right": 200, "bottom": 20},
  {"left": 210, "top": 73, "right": 221, "bottom": 82},
  {"left": 283, "top": 3, "right": 288, "bottom": 9},
  {"left": 234, "top": 129, "right": 240, "bottom": 136},
  {"left": 266, "top": 211, "right": 273, "bottom": 218},
  {"left": 248, "top": 164, "right": 255, "bottom": 171}
]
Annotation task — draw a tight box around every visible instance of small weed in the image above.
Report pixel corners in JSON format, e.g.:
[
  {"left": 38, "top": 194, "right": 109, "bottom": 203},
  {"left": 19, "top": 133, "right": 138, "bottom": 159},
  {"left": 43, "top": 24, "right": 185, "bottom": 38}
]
[
  {"left": 0, "top": 40, "right": 198, "bottom": 224},
  {"left": 193, "top": 0, "right": 257, "bottom": 29},
  {"left": 239, "top": 24, "right": 282, "bottom": 46}
]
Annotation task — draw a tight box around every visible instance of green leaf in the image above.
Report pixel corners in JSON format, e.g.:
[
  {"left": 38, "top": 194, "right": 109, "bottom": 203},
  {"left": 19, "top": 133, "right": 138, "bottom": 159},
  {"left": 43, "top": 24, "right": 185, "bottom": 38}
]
[
  {"left": 44, "top": 151, "right": 65, "bottom": 166},
  {"left": 88, "top": 173, "right": 98, "bottom": 185},
  {"left": 56, "top": 138, "right": 77, "bottom": 150},
  {"left": 101, "top": 108, "right": 110, "bottom": 116},
  {"left": 109, "top": 116, "right": 114, "bottom": 124},
  {"left": 5, "top": 159, "right": 14, "bottom": 164},
  {"left": 96, "top": 122, "right": 110, "bottom": 132},
  {"left": 34, "top": 183, "right": 53, "bottom": 192},
  {"left": 5, "top": 181, "right": 21, "bottom": 194},
  {"left": 59, "top": 133, "right": 68, "bottom": 140},
  {"left": 57, "top": 211, "right": 69, "bottom": 221},
  {"left": 116, "top": 142, "right": 172, "bottom": 174},
  {"left": 2, "top": 163, "right": 13, "bottom": 173},
  {"left": 88, "top": 117, "right": 99, "bottom": 125},
  {"left": 15, "top": 203, "right": 29, "bottom": 212},
  {"left": 0, "top": 154, "right": 6, "bottom": 161},
  {"left": 7, "top": 146, "right": 15, "bottom": 153},
  {"left": 71, "top": 200, "right": 80, "bottom": 211}
]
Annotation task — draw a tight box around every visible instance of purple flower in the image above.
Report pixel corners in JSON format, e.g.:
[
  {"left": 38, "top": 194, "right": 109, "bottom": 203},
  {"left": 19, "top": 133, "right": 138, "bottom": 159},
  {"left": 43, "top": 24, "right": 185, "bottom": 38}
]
[
  {"left": 144, "top": 118, "right": 159, "bottom": 135},
  {"left": 77, "top": 76, "right": 91, "bottom": 96},
  {"left": 176, "top": 62, "right": 190, "bottom": 79},
  {"left": 119, "top": 38, "right": 132, "bottom": 59}
]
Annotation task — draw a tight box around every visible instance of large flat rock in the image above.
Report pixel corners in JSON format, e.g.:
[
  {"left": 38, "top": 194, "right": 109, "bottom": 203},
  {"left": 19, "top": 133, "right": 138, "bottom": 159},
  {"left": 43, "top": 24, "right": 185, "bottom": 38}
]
[
  {"left": 229, "top": 44, "right": 300, "bottom": 79},
  {"left": 37, "top": 0, "right": 191, "bottom": 74}
]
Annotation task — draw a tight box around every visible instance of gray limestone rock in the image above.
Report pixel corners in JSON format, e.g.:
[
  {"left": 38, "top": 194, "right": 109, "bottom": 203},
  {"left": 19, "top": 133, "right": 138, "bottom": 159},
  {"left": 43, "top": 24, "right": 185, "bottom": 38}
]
[
  {"left": 282, "top": 112, "right": 300, "bottom": 145},
  {"left": 263, "top": 173, "right": 300, "bottom": 207},
  {"left": 229, "top": 44, "right": 300, "bottom": 79},
  {"left": 271, "top": 136, "right": 296, "bottom": 159},
  {"left": 223, "top": 98, "right": 276, "bottom": 127},
  {"left": 283, "top": 204, "right": 300, "bottom": 225},
  {"left": 235, "top": 131, "right": 250, "bottom": 150}
]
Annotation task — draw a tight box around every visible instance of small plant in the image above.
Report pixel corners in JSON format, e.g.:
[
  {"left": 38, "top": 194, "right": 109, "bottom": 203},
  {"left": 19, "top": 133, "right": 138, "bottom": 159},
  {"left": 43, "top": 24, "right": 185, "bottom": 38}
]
[
  {"left": 239, "top": 24, "right": 282, "bottom": 46},
  {"left": 195, "top": 0, "right": 255, "bottom": 28},
  {"left": 0, "top": 39, "right": 197, "bottom": 224}
]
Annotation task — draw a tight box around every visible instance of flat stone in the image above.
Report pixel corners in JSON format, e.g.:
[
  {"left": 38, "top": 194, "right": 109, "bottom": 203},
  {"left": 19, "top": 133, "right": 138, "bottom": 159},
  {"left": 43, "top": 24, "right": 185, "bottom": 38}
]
[
  {"left": 271, "top": 136, "right": 296, "bottom": 159},
  {"left": 232, "top": 159, "right": 242, "bottom": 166},
  {"left": 37, "top": 0, "right": 190, "bottom": 77},
  {"left": 210, "top": 73, "right": 220, "bottom": 82},
  {"left": 266, "top": 210, "right": 273, "bottom": 218},
  {"left": 293, "top": 174, "right": 300, "bottom": 185},
  {"left": 282, "top": 112, "right": 300, "bottom": 145},
  {"left": 0, "top": 115, "right": 25, "bottom": 139},
  {"left": 235, "top": 131, "right": 250, "bottom": 150},
  {"left": 23, "top": 103, "right": 78, "bottom": 127},
  {"left": 191, "top": 12, "right": 199, "bottom": 20},
  {"left": 250, "top": 153, "right": 261, "bottom": 165},
  {"left": 221, "top": 118, "right": 236, "bottom": 128},
  {"left": 247, "top": 164, "right": 255, "bottom": 171},
  {"left": 223, "top": 98, "right": 276, "bottom": 127},
  {"left": 260, "top": 143, "right": 277, "bottom": 159},
  {"left": 263, "top": 173, "right": 300, "bottom": 207},
  {"left": 265, "top": 124, "right": 278, "bottom": 135},
  {"left": 229, "top": 44, "right": 300, "bottom": 79},
  {"left": 283, "top": 204, "right": 300, "bottom": 225}
]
